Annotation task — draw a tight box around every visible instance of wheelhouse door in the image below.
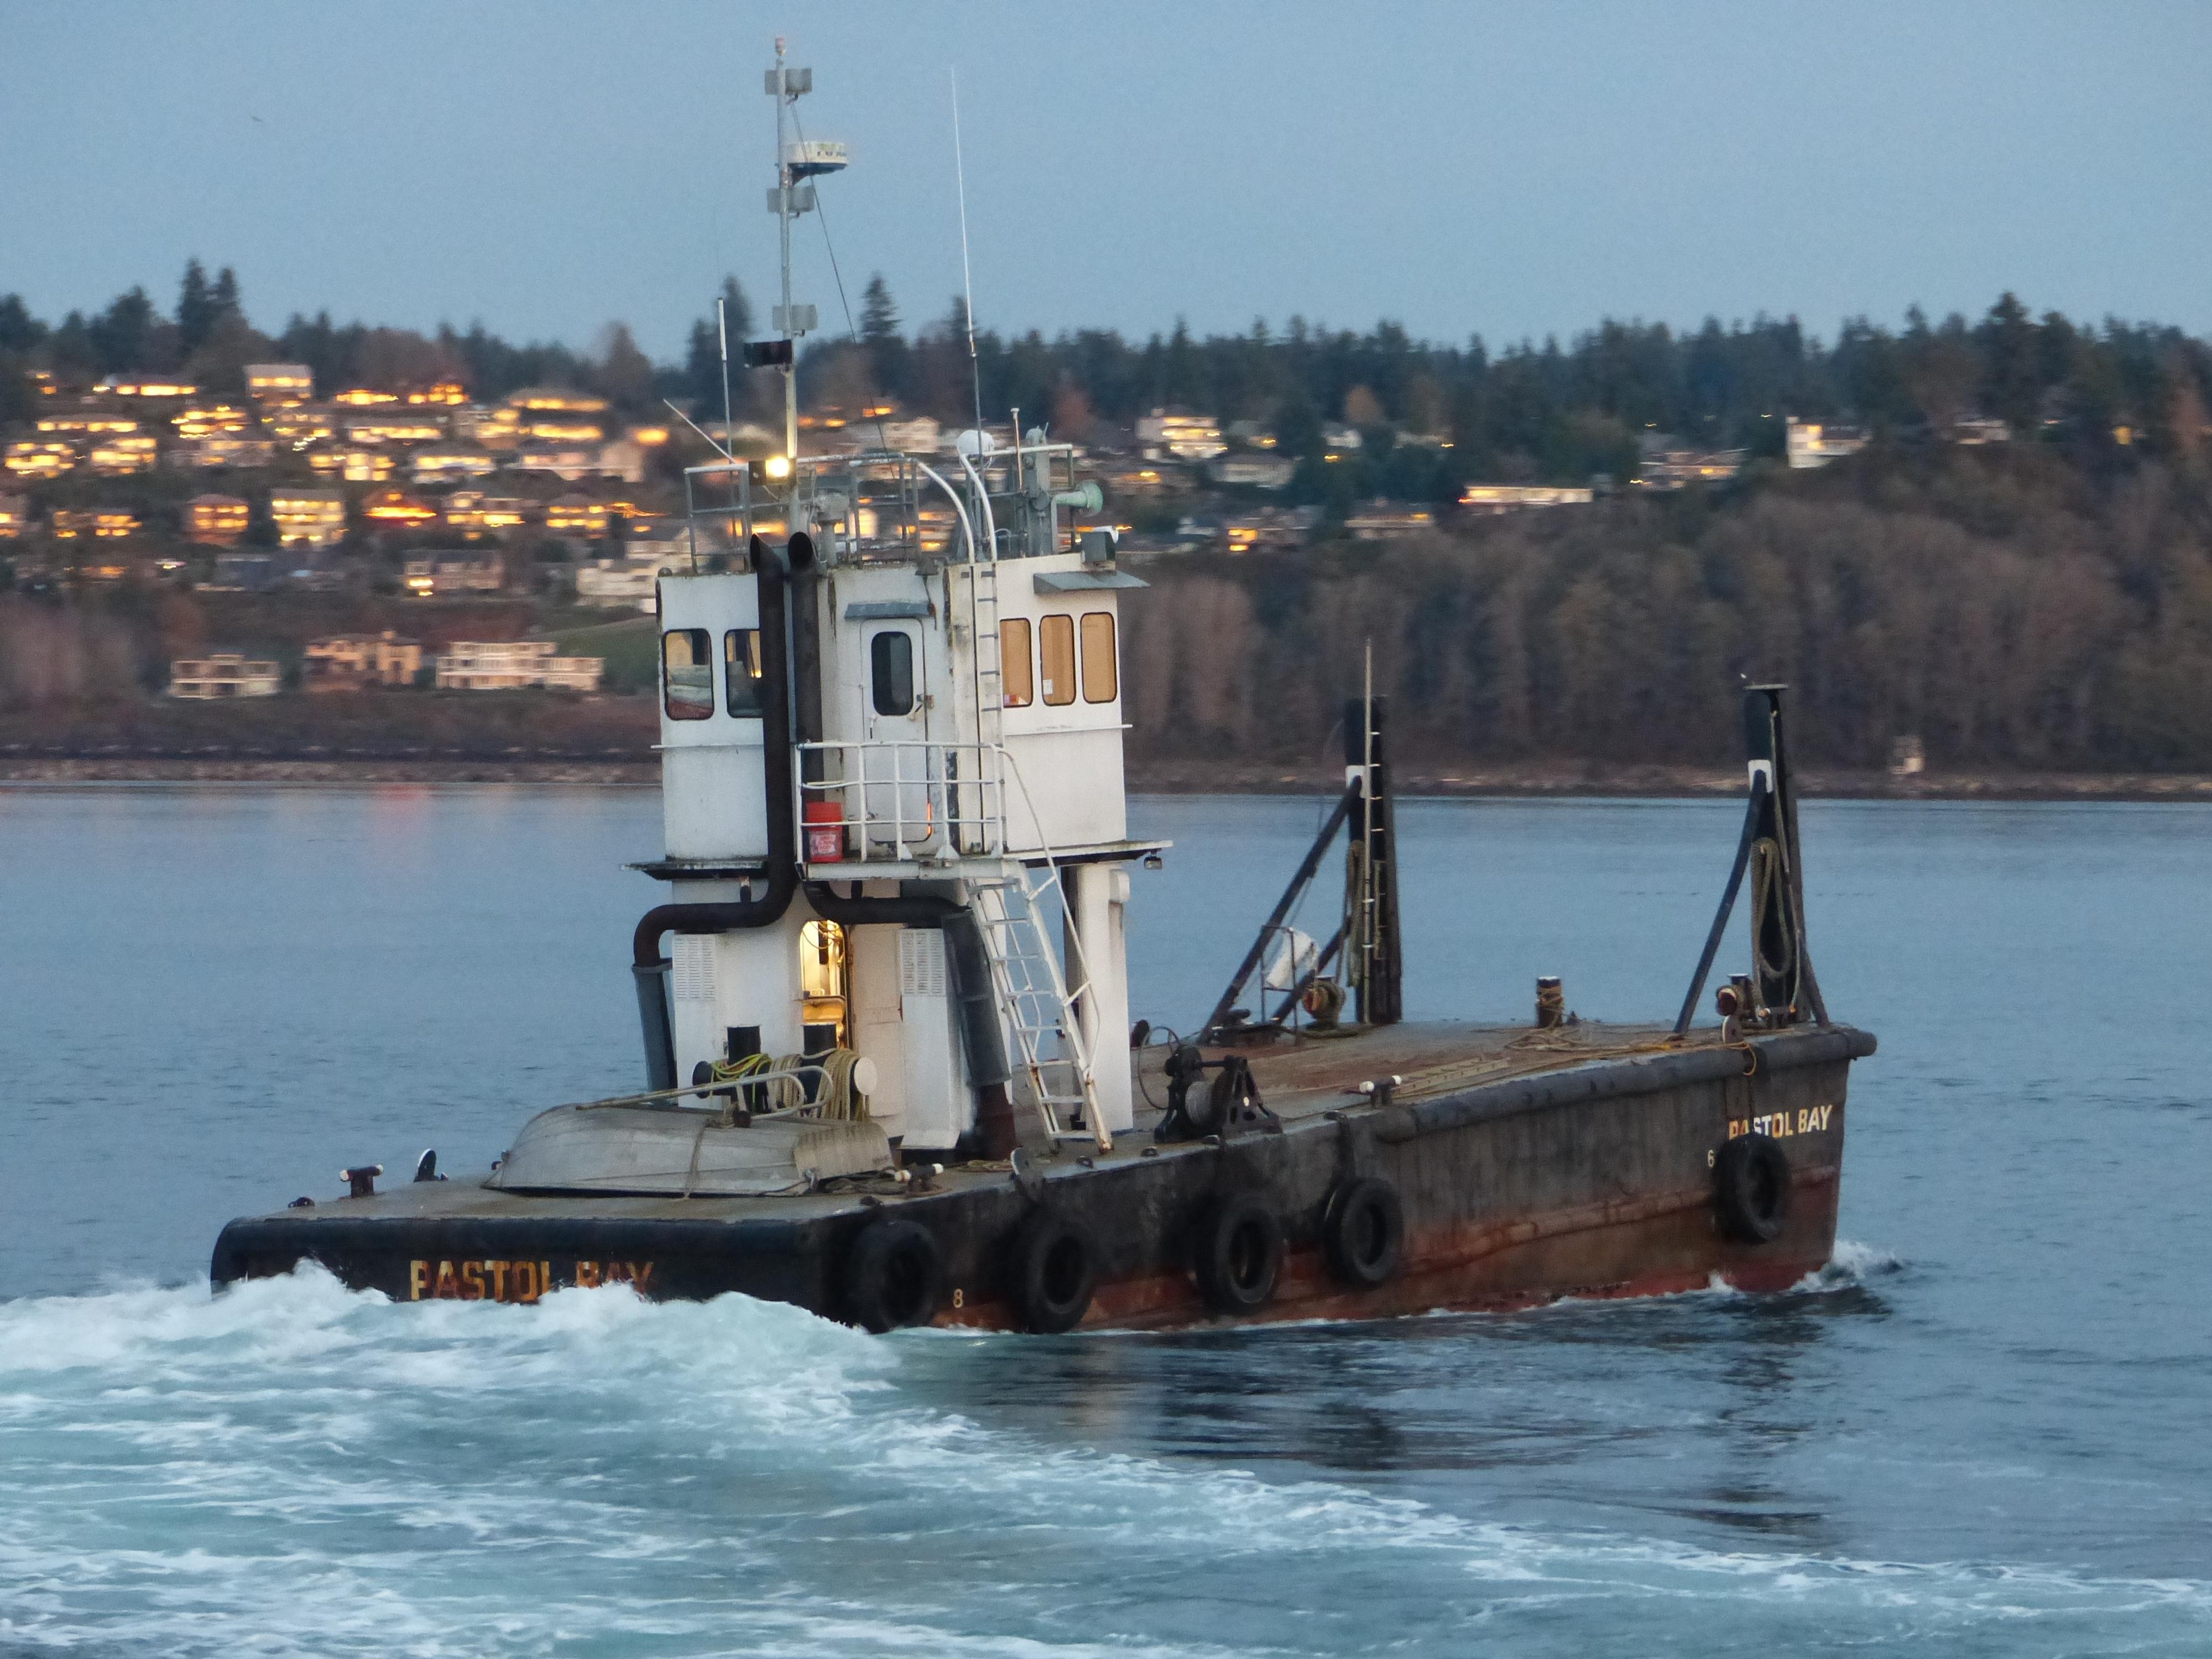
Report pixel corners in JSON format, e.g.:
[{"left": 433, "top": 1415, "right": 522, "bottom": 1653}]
[{"left": 860, "top": 622, "right": 936, "bottom": 853}]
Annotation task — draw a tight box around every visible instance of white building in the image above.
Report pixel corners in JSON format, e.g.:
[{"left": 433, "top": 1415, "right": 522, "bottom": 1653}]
[
  {"left": 1786, "top": 419, "right": 1870, "bottom": 470},
  {"left": 435, "top": 639, "right": 603, "bottom": 691},
  {"left": 1136, "top": 410, "right": 1226, "bottom": 462},
  {"left": 170, "top": 654, "right": 281, "bottom": 698},
  {"left": 575, "top": 560, "right": 662, "bottom": 611},
  {"left": 1457, "top": 484, "right": 1595, "bottom": 515},
  {"left": 1208, "top": 454, "right": 1297, "bottom": 489}
]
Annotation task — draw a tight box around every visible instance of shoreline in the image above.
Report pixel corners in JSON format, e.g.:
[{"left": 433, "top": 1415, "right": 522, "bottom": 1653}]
[{"left": 9, "top": 753, "right": 2212, "bottom": 801}]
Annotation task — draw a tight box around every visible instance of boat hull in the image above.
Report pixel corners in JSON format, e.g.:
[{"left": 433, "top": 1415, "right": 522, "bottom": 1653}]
[{"left": 212, "top": 1025, "right": 1871, "bottom": 1329}]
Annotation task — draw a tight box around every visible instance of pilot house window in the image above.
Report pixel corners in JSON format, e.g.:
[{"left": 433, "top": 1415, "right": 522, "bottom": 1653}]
[
  {"left": 1039, "top": 614, "right": 1076, "bottom": 706},
  {"left": 724, "top": 629, "right": 762, "bottom": 716},
  {"left": 870, "top": 630, "right": 915, "bottom": 716},
  {"left": 662, "top": 628, "right": 713, "bottom": 720},
  {"left": 999, "top": 617, "right": 1034, "bottom": 707},
  {"left": 1081, "top": 612, "right": 1118, "bottom": 703}
]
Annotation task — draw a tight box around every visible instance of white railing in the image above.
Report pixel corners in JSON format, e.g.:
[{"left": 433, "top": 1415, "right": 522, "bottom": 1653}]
[{"left": 795, "top": 739, "right": 1006, "bottom": 864}]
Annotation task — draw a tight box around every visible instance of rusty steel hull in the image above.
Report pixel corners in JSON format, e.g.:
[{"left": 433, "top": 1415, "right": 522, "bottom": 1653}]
[{"left": 211, "top": 1024, "right": 1872, "bottom": 1329}]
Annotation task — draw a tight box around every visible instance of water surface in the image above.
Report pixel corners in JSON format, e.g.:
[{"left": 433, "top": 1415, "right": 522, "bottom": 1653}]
[{"left": 1, "top": 786, "right": 2206, "bottom": 1655}]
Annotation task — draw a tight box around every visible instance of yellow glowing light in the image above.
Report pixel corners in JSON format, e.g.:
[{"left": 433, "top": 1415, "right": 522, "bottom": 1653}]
[{"left": 764, "top": 453, "right": 794, "bottom": 480}]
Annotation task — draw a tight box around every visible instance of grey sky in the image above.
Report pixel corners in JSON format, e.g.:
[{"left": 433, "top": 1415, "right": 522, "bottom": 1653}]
[{"left": 3, "top": 2, "right": 2205, "bottom": 362}]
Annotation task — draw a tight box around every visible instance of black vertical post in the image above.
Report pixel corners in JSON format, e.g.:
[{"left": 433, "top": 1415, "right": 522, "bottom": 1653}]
[
  {"left": 1743, "top": 684, "right": 1822, "bottom": 1025},
  {"left": 1344, "top": 695, "right": 1402, "bottom": 1027}
]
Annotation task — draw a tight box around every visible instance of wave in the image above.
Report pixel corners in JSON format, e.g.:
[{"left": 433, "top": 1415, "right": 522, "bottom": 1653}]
[{"left": 0, "top": 1269, "right": 2201, "bottom": 1658}]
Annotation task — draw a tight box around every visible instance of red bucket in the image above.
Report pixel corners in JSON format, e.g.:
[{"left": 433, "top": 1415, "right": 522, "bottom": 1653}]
[{"left": 802, "top": 800, "right": 845, "bottom": 863}]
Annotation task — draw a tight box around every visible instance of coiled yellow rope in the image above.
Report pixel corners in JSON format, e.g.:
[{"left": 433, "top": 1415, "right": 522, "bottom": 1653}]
[{"left": 709, "top": 1048, "right": 870, "bottom": 1120}]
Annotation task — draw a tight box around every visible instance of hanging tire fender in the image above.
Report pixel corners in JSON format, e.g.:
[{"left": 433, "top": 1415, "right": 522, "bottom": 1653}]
[
  {"left": 1713, "top": 1132, "right": 1793, "bottom": 1244},
  {"left": 842, "top": 1217, "right": 943, "bottom": 1333},
  {"left": 1006, "top": 1211, "right": 1100, "bottom": 1334},
  {"left": 1322, "top": 1176, "right": 1405, "bottom": 1288},
  {"left": 1193, "top": 1192, "right": 1284, "bottom": 1314}
]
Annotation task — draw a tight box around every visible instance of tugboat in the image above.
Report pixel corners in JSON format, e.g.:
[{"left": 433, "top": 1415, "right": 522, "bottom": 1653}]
[{"left": 210, "top": 49, "right": 1874, "bottom": 1331}]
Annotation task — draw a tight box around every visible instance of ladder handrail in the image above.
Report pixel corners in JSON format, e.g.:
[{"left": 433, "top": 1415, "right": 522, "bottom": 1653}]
[{"left": 990, "top": 747, "right": 1107, "bottom": 1147}]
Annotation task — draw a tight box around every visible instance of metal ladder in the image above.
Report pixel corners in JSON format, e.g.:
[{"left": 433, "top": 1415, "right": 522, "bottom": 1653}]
[
  {"left": 968, "top": 859, "right": 1110, "bottom": 1151},
  {"left": 948, "top": 559, "right": 1008, "bottom": 855}
]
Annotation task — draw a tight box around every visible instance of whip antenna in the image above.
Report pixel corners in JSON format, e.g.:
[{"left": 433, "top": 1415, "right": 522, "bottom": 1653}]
[{"left": 951, "top": 67, "right": 984, "bottom": 441}]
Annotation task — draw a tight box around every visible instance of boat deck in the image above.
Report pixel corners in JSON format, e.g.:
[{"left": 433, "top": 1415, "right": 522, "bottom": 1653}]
[{"left": 251, "top": 1021, "right": 1734, "bottom": 1229}]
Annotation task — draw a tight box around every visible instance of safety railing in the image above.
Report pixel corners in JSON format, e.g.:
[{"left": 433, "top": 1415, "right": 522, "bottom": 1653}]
[{"left": 795, "top": 739, "right": 1007, "bottom": 865}]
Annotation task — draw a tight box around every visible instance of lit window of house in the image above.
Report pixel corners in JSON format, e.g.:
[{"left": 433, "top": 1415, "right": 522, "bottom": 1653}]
[
  {"left": 246, "top": 364, "right": 315, "bottom": 405},
  {"left": 270, "top": 489, "right": 349, "bottom": 548},
  {"left": 185, "top": 494, "right": 251, "bottom": 546}
]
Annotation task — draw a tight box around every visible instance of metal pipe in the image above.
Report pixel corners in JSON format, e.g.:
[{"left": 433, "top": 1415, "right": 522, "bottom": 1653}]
[
  {"left": 629, "top": 536, "right": 803, "bottom": 1087},
  {"left": 1671, "top": 774, "right": 1768, "bottom": 1039},
  {"left": 1201, "top": 782, "right": 1360, "bottom": 1038}
]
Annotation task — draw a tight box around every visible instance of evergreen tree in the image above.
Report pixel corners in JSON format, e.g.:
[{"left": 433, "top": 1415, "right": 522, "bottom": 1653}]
[
  {"left": 682, "top": 278, "right": 756, "bottom": 416},
  {"left": 858, "top": 274, "right": 906, "bottom": 403},
  {"left": 176, "top": 260, "right": 216, "bottom": 354},
  {"left": 87, "top": 288, "right": 160, "bottom": 375},
  {"left": 1978, "top": 291, "right": 2041, "bottom": 434},
  {"left": 859, "top": 274, "right": 899, "bottom": 346},
  {"left": 0, "top": 295, "right": 43, "bottom": 353}
]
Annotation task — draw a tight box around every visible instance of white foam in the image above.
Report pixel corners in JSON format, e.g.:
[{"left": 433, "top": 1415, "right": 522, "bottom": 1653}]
[{"left": 1, "top": 1267, "right": 2204, "bottom": 1657}]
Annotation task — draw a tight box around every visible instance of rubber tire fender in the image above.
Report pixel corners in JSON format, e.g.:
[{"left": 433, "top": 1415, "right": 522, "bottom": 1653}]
[
  {"left": 1193, "top": 1192, "right": 1283, "bottom": 1315},
  {"left": 1007, "top": 1211, "right": 1099, "bottom": 1334},
  {"left": 842, "top": 1217, "right": 943, "bottom": 1333},
  {"left": 1322, "top": 1176, "right": 1405, "bottom": 1288},
  {"left": 1713, "top": 1132, "right": 1792, "bottom": 1244}
]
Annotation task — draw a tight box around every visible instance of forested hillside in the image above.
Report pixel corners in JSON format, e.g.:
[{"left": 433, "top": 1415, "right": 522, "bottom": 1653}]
[{"left": 1121, "top": 445, "right": 2212, "bottom": 773}]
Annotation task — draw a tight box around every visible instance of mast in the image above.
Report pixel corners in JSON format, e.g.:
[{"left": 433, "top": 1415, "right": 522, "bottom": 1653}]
[{"left": 763, "top": 39, "right": 842, "bottom": 462}]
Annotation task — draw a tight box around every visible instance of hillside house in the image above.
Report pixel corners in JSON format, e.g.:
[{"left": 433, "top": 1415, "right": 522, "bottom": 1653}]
[
  {"left": 1636, "top": 447, "right": 1746, "bottom": 490},
  {"left": 169, "top": 653, "right": 280, "bottom": 698},
  {"left": 573, "top": 560, "right": 660, "bottom": 609},
  {"left": 35, "top": 411, "right": 139, "bottom": 436},
  {"left": 185, "top": 494, "right": 250, "bottom": 545},
  {"left": 172, "top": 405, "right": 251, "bottom": 439},
  {"left": 403, "top": 554, "right": 504, "bottom": 597},
  {"left": 246, "top": 364, "right": 315, "bottom": 405},
  {"left": 5, "top": 441, "right": 74, "bottom": 479},
  {"left": 1136, "top": 410, "right": 1227, "bottom": 461},
  {"left": 203, "top": 552, "right": 279, "bottom": 591},
  {"left": 361, "top": 488, "right": 439, "bottom": 528},
  {"left": 434, "top": 639, "right": 602, "bottom": 691},
  {"left": 50, "top": 507, "right": 140, "bottom": 539},
  {"left": 545, "top": 495, "right": 613, "bottom": 537},
  {"left": 1207, "top": 454, "right": 1297, "bottom": 489},
  {"left": 442, "top": 493, "right": 530, "bottom": 534},
  {"left": 309, "top": 447, "right": 394, "bottom": 483},
  {"left": 304, "top": 630, "right": 424, "bottom": 690},
  {"left": 86, "top": 435, "right": 159, "bottom": 474},
  {"left": 263, "top": 406, "right": 335, "bottom": 446},
  {"left": 509, "top": 445, "right": 599, "bottom": 481},
  {"left": 1343, "top": 501, "right": 1434, "bottom": 541},
  {"left": 1457, "top": 484, "right": 1596, "bottom": 515},
  {"left": 174, "top": 436, "right": 278, "bottom": 469},
  {"left": 96, "top": 377, "right": 197, "bottom": 399},
  {"left": 505, "top": 388, "right": 608, "bottom": 414},
  {"left": 410, "top": 442, "right": 498, "bottom": 483},
  {"left": 270, "top": 488, "right": 348, "bottom": 549},
  {"left": 345, "top": 410, "right": 446, "bottom": 445},
  {"left": 1786, "top": 419, "right": 1870, "bottom": 469}
]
